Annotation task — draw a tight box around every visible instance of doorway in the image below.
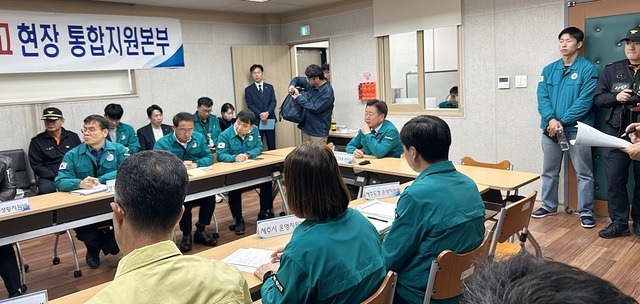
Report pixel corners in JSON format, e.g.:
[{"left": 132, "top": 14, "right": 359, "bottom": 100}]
[{"left": 294, "top": 41, "right": 329, "bottom": 76}]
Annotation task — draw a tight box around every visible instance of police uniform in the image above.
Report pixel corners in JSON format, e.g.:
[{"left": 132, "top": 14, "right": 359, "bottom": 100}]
[
  {"left": 346, "top": 120, "right": 403, "bottom": 158},
  {"left": 153, "top": 132, "right": 215, "bottom": 237},
  {"left": 193, "top": 112, "right": 222, "bottom": 148},
  {"left": 107, "top": 122, "right": 140, "bottom": 154},
  {"left": 54, "top": 141, "right": 127, "bottom": 258},
  {"left": 381, "top": 161, "right": 485, "bottom": 304},
  {"left": 260, "top": 209, "right": 386, "bottom": 304},
  {"left": 217, "top": 125, "right": 273, "bottom": 222},
  {"left": 28, "top": 127, "right": 81, "bottom": 194},
  {"left": 594, "top": 58, "right": 640, "bottom": 228}
]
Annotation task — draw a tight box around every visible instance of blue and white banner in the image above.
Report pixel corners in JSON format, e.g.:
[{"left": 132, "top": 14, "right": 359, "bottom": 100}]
[{"left": 0, "top": 10, "right": 184, "bottom": 73}]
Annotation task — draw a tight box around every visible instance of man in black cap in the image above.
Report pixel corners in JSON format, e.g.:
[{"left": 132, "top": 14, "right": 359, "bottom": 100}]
[
  {"left": 594, "top": 25, "right": 640, "bottom": 239},
  {"left": 28, "top": 107, "right": 81, "bottom": 194}
]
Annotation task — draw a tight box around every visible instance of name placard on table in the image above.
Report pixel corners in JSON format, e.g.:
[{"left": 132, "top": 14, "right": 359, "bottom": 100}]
[
  {"left": 333, "top": 151, "right": 354, "bottom": 164},
  {"left": 0, "top": 198, "right": 30, "bottom": 217},
  {"left": 256, "top": 215, "right": 304, "bottom": 239},
  {"left": 362, "top": 182, "right": 401, "bottom": 200},
  {"left": 0, "top": 290, "right": 47, "bottom": 304}
]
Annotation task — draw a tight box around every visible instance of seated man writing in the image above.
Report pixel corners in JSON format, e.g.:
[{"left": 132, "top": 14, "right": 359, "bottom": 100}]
[
  {"left": 381, "top": 115, "right": 485, "bottom": 304},
  {"left": 55, "top": 115, "right": 127, "bottom": 269},
  {"left": 217, "top": 110, "right": 274, "bottom": 235},
  {"left": 154, "top": 112, "right": 217, "bottom": 251},
  {"left": 86, "top": 150, "right": 252, "bottom": 303},
  {"left": 346, "top": 99, "right": 403, "bottom": 158}
]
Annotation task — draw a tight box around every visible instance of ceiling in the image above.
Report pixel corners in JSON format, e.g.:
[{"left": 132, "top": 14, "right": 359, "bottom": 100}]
[{"left": 90, "top": 0, "right": 349, "bottom": 15}]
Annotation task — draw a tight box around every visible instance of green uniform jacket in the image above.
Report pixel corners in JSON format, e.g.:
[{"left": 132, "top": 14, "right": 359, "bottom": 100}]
[
  {"left": 345, "top": 120, "right": 403, "bottom": 158},
  {"left": 216, "top": 125, "right": 262, "bottom": 162},
  {"left": 193, "top": 112, "right": 222, "bottom": 147},
  {"left": 107, "top": 122, "right": 140, "bottom": 154},
  {"left": 54, "top": 141, "right": 127, "bottom": 191},
  {"left": 261, "top": 209, "right": 386, "bottom": 304},
  {"left": 381, "top": 161, "right": 485, "bottom": 304},
  {"left": 153, "top": 132, "right": 213, "bottom": 167},
  {"left": 537, "top": 55, "right": 598, "bottom": 131}
]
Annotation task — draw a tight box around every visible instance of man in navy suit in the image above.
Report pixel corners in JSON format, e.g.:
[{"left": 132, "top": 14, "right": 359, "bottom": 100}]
[
  {"left": 137, "top": 104, "right": 172, "bottom": 151},
  {"left": 245, "top": 64, "right": 277, "bottom": 150}
]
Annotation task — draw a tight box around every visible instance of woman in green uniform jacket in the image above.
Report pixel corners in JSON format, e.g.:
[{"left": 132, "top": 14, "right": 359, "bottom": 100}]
[{"left": 254, "top": 143, "right": 386, "bottom": 304}]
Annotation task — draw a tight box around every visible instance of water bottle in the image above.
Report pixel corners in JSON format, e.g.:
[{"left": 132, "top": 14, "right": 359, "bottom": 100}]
[{"left": 556, "top": 130, "right": 570, "bottom": 151}]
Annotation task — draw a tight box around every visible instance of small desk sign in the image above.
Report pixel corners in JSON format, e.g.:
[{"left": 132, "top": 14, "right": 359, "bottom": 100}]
[
  {"left": 0, "top": 198, "right": 30, "bottom": 217},
  {"left": 362, "top": 182, "right": 401, "bottom": 200},
  {"left": 256, "top": 215, "right": 304, "bottom": 239},
  {"left": 334, "top": 152, "right": 354, "bottom": 164},
  {"left": 0, "top": 290, "right": 48, "bottom": 304}
]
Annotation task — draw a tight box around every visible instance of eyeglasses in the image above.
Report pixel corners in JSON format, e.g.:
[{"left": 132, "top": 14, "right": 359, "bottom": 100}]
[
  {"left": 176, "top": 128, "right": 194, "bottom": 134},
  {"left": 81, "top": 127, "right": 102, "bottom": 134}
]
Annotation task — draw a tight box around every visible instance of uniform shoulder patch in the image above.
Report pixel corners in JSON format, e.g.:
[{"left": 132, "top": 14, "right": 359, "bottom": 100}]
[
  {"left": 539, "top": 75, "right": 544, "bottom": 82},
  {"left": 59, "top": 162, "right": 67, "bottom": 170},
  {"left": 271, "top": 274, "right": 285, "bottom": 293},
  {"left": 217, "top": 142, "right": 225, "bottom": 149}
]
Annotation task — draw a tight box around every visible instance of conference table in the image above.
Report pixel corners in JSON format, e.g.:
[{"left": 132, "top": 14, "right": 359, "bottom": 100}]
[{"left": 327, "top": 130, "right": 358, "bottom": 151}]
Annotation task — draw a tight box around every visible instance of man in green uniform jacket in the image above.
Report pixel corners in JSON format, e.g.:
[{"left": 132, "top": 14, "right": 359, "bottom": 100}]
[
  {"left": 346, "top": 99, "right": 403, "bottom": 158},
  {"left": 55, "top": 115, "right": 127, "bottom": 269},
  {"left": 104, "top": 103, "right": 140, "bottom": 154},
  {"left": 154, "top": 112, "right": 217, "bottom": 252},
  {"left": 217, "top": 110, "right": 274, "bottom": 235},
  {"left": 381, "top": 115, "right": 485, "bottom": 304},
  {"left": 193, "top": 96, "right": 222, "bottom": 153}
]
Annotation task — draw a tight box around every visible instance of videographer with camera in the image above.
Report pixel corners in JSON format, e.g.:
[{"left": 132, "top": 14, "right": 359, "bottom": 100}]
[{"left": 594, "top": 25, "right": 640, "bottom": 239}]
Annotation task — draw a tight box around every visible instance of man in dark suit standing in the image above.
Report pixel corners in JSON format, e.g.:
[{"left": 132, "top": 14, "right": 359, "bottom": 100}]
[
  {"left": 137, "top": 104, "right": 172, "bottom": 151},
  {"left": 245, "top": 64, "right": 277, "bottom": 150}
]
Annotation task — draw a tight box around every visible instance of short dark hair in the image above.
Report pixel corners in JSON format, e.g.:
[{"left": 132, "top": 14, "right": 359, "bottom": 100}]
[
  {"left": 84, "top": 115, "right": 109, "bottom": 130},
  {"left": 197, "top": 97, "right": 213, "bottom": 108},
  {"left": 558, "top": 26, "right": 585, "bottom": 43},
  {"left": 284, "top": 143, "right": 350, "bottom": 220},
  {"left": 221, "top": 103, "right": 235, "bottom": 114},
  {"left": 146, "top": 104, "right": 163, "bottom": 118},
  {"left": 462, "top": 253, "right": 638, "bottom": 304},
  {"left": 236, "top": 109, "right": 255, "bottom": 124},
  {"left": 104, "top": 103, "right": 124, "bottom": 120},
  {"left": 114, "top": 150, "right": 188, "bottom": 236},
  {"left": 366, "top": 99, "right": 388, "bottom": 118},
  {"left": 321, "top": 62, "right": 330, "bottom": 72},
  {"left": 250, "top": 64, "right": 264, "bottom": 73},
  {"left": 449, "top": 86, "right": 458, "bottom": 95},
  {"left": 305, "top": 64, "right": 325, "bottom": 80},
  {"left": 400, "top": 115, "right": 450, "bottom": 163},
  {"left": 172, "top": 112, "right": 196, "bottom": 127}
]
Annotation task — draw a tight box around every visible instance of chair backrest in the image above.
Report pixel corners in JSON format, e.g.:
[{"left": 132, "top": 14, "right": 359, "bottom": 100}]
[
  {"left": 489, "top": 192, "right": 538, "bottom": 254},
  {"left": 0, "top": 149, "right": 33, "bottom": 190},
  {"left": 460, "top": 156, "right": 512, "bottom": 171},
  {"left": 423, "top": 230, "right": 493, "bottom": 303},
  {"left": 360, "top": 270, "right": 398, "bottom": 304}
]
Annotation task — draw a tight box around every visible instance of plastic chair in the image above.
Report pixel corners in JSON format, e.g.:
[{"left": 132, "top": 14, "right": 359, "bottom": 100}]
[
  {"left": 423, "top": 230, "right": 493, "bottom": 303},
  {"left": 489, "top": 192, "right": 542, "bottom": 260},
  {"left": 461, "top": 156, "right": 523, "bottom": 211},
  {"left": 360, "top": 271, "right": 398, "bottom": 304}
]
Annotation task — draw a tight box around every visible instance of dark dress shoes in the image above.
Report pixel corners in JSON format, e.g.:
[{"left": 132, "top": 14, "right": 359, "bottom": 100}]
[
  {"left": 194, "top": 230, "right": 218, "bottom": 246},
  {"left": 258, "top": 209, "right": 275, "bottom": 220},
  {"left": 234, "top": 218, "right": 245, "bottom": 235},
  {"left": 85, "top": 251, "right": 100, "bottom": 269},
  {"left": 179, "top": 234, "right": 193, "bottom": 252}
]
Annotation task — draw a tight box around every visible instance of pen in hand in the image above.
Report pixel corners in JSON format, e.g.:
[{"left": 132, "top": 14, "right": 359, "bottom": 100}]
[{"left": 621, "top": 131, "right": 635, "bottom": 138}]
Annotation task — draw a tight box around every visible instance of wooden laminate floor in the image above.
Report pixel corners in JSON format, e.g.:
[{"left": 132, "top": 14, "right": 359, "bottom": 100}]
[{"left": 3, "top": 196, "right": 640, "bottom": 302}]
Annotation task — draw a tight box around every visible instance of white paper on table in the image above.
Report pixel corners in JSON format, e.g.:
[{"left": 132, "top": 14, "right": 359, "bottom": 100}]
[
  {"left": 221, "top": 248, "right": 274, "bottom": 273},
  {"left": 571, "top": 121, "right": 631, "bottom": 149}
]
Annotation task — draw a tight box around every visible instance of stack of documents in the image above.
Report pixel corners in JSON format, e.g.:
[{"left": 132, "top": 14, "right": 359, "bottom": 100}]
[
  {"left": 221, "top": 248, "right": 275, "bottom": 273},
  {"left": 354, "top": 200, "right": 396, "bottom": 235},
  {"left": 70, "top": 184, "right": 107, "bottom": 195}
]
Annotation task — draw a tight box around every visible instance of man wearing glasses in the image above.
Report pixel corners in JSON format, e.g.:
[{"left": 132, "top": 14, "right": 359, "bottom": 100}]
[
  {"left": 55, "top": 115, "right": 127, "bottom": 269},
  {"left": 154, "top": 112, "right": 217, "bottom": 252}
]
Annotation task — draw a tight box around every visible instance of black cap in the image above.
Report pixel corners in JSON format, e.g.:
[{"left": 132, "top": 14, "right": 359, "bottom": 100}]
[
  {"left": 41, "top": 107, "right": 63, "bottom": 120},
  {"left": 620, "top": 26, "right": 640, "bottom": 42}
]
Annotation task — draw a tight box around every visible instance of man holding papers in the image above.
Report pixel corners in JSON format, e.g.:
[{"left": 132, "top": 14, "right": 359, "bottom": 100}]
[
  {"left": 381, "top": 115, "right": 485, "bottom": 304},
  {"left": 346, "top": 99, "right": 403, "bottom": 158},
  {"left": 217, "top": 110, "right": 274, "bottom": 235},
  {"left": 245, "top": 64, "right": 277, "bottom": 150},
  {"left": 55, "top": 115, "right": 126, "bottom": 269},
  {"left": 154, "top": 112, "right": 217, "bottom": 251},
  {"left": 594, "top": 26, "right": 640, "bottom": 239},
  {"left": 533, "top": 27, "right": 598, "bottom": 228},
  {"left": 86, "top": 151, "right": 252, "bottom": 303}
]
